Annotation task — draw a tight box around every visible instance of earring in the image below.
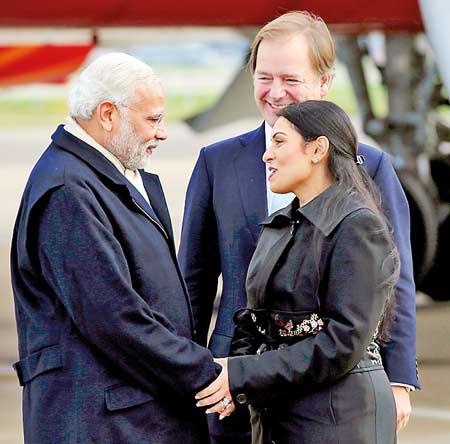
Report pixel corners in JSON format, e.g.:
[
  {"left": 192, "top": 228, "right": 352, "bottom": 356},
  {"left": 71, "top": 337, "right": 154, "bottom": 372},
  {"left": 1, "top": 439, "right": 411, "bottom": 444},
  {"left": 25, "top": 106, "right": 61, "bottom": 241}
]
[{"left": 312, "top": 157, "right": 318, "bottom": 164}]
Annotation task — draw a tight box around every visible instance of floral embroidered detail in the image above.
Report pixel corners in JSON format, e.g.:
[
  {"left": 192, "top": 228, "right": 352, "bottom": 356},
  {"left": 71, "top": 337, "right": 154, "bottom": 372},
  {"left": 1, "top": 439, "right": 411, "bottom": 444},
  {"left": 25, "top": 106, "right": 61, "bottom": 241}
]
[
  {"left": 274, "top": 313, "right": 324, "bottom": 338},
  {"left": 238, "top": 308, "right": 324, "bottom": 343},
  {"left": 367, "top": 327, "right": 382, "bottom": 365},
  {"left": 250, "top": 311, "right": 266, "bottom": 335},
  {"left": 256, "top": 325, "right": 266, "bottom": 335},
  {"left": 366, "top": 341, "right": 382, "bottom": 366}
]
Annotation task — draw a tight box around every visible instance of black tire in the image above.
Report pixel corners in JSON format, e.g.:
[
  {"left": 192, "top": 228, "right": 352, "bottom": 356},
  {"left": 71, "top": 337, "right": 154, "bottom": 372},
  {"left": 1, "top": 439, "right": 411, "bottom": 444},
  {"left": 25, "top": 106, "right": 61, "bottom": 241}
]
[
  {"left": 430, "top": 157, "right": 450, "bottom": 203},
  {"left": 420, "top": 209, "right": 450, "bottom": 300},
  {"left": 397, "top": 171, "right": 438, "bottom": 285}
]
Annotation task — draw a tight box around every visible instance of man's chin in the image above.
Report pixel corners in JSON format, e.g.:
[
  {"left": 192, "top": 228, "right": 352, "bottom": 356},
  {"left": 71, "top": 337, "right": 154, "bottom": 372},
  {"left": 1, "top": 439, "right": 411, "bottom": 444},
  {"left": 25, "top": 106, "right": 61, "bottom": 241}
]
[
  {"left": 261, "top": 110, "right": 278, "bottom": 127},
  {"left": 138, "top": 154, "right": 152, "bottom": 171}
]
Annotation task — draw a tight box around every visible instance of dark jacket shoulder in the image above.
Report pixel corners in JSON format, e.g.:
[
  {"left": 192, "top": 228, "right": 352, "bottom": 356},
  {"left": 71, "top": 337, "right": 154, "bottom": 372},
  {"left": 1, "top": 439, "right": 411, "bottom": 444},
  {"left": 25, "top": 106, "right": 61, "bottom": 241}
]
[
  {"left": 357, "top": 143, "right": 388, "bottom": 178},
  {"left": 201, "top": 125, "right": 264, "bottom": 162}
]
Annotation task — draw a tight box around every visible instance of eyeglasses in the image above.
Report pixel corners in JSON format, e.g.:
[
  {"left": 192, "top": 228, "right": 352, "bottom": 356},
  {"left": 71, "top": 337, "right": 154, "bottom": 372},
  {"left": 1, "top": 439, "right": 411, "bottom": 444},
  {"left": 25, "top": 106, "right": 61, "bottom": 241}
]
[
  {"left": 145, "top": 113, "right": 165, "bottom": 129},
  {"left": 116, "top": 102, "right": 165, "bottom": 129}
]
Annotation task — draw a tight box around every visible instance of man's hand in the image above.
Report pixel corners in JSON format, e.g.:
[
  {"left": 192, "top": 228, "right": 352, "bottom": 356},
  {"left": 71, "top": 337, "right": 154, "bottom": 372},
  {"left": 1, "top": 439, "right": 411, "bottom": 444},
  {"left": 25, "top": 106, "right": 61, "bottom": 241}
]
[
  {"left": 392, "top": 386, "right": 411, "bottom": 432},
  {"left": 195, "top": 358, "right": 236, "bottom": 420}
]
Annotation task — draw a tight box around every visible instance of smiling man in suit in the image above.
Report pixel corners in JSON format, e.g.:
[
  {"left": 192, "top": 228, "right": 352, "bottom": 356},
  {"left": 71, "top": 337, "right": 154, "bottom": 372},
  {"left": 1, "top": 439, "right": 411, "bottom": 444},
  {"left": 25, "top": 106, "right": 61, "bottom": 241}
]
[
  {"left": 11, "top": 52, "right": 219, "bottom": 444},
  {"left": 179, "top": 11, "right": 419, "bottom": 444}
]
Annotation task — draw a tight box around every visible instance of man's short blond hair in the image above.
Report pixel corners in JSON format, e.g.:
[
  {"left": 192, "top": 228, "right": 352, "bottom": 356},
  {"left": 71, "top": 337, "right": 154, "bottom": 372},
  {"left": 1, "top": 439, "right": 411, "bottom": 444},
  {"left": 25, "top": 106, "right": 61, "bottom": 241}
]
[{"left": 248, "top": 11, "right": 335, "bottom": 77}]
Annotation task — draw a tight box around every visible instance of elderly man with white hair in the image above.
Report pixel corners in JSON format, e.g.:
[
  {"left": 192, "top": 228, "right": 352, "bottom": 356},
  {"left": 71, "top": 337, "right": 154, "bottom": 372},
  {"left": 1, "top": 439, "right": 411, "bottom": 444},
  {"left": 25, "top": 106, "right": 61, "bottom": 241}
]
[{"left": 11, "top": 52, "right": 220, "bottom": 444}]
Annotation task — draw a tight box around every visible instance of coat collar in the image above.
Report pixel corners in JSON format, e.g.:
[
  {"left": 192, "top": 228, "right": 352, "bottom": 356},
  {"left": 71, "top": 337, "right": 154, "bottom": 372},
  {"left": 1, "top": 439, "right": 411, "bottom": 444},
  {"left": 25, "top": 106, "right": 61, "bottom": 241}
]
[
  {"left": 262, "top": 184, "right": 369, "bottom": 237},
  {"left": 52, "top": 124, "right": 128, "bottom": 187},
  {"left": 233, "top": 122, "right": 267, "bottom": 242},
  {"left": 51, "top": 125, "right": 174, "bottom": 243}
]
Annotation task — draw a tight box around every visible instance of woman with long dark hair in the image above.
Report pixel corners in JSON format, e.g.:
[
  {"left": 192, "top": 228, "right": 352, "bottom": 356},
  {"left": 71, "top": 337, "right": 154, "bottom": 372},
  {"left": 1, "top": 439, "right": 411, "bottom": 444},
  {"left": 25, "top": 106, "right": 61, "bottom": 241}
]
[{"left": 196, "top": 100, "right": 400, "bottom": 443}]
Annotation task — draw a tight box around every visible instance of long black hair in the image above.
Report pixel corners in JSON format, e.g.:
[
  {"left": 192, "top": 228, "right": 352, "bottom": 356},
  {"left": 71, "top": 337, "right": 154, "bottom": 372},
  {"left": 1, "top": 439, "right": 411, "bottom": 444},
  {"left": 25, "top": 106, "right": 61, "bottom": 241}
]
[{"left": 278, "top": 100, "right": 400, "bottom": 342}]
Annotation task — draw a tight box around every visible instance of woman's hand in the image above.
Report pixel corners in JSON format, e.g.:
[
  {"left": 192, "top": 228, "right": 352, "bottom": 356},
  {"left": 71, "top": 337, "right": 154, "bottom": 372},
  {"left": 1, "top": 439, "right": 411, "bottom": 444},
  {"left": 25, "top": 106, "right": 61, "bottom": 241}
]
[{"left": 195, "top": 358, "right": 236, "bottom": 420}]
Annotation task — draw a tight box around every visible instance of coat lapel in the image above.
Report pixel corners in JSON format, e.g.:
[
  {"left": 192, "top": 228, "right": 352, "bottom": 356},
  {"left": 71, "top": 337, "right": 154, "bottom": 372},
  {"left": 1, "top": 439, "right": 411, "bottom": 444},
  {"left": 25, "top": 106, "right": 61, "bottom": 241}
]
[
  {"left": 247, "top": 204, "right": 298, "bottom": 307},
  {"left": 233, "top": 123, "right": 267, "bottom": 242},
  {"left": 124, "top": 179, "right": 171, "bottom": 239},
  {"left": 254, "top": 228, "right": 294, "bottom": 307},
  {"left": 140, "top": 172, "right": 175, "bottom": 245}
]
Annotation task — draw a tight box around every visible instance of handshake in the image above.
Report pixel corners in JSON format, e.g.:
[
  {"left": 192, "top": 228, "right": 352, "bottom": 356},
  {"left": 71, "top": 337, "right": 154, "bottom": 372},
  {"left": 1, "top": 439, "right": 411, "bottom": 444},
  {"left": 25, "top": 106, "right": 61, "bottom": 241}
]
[{"left": 195, "top": 358, "right": 236, "bottom": 421}]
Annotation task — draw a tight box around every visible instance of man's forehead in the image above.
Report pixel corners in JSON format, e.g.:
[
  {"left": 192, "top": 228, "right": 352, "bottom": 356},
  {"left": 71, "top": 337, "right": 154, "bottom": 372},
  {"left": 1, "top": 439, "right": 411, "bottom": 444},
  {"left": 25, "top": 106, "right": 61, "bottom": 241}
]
[
  {"left": 255, "top": 67, "right": 306, "bottom": 78},
  {"left": 135, "top": 82, "right": 164, "bottom": 98},
  {"left": 257, "top": 33, "right": 309, "bottom": 52},
  {"left": 254, "top": 63, "right": 313, "bottom": 80},
  {"left": 133, "top": 84, "right": 165, "bottom": 109},
  {"left": 255, "top": 35, "right": 314, "bottom": 74}
]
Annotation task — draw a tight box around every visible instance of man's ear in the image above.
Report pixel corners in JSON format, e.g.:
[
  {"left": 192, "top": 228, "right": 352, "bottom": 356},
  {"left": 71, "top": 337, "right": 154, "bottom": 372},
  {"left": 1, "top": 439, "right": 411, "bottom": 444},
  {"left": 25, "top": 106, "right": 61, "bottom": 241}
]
[
  {"left": 319, "top": 74, "right": 332, "bottom": 99},
  {"left": 314, "top": 135, "right": 330, "bottom": 162},
  {"left": 96, "top": 101, "right": 116, "bottom": 132}
]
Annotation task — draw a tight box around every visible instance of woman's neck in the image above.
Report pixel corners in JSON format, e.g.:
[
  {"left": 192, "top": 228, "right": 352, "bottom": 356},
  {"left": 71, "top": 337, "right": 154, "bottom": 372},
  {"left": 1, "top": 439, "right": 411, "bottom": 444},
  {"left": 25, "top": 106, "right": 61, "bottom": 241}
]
[{"left": 294, "top": 172, "right": 335, "bottom": 208}]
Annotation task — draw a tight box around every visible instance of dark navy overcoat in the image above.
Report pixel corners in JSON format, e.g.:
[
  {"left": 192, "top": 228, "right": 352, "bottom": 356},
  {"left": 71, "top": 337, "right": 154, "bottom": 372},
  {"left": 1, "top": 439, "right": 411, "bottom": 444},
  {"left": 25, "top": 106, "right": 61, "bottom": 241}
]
[{"left": 11, "top": 126, "right": 218, "bottom": 444}]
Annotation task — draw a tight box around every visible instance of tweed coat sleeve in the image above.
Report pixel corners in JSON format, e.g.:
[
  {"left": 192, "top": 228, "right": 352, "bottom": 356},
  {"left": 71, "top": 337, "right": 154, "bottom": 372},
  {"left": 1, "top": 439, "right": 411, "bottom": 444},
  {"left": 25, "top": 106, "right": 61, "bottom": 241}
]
[
  {"left": 228, "top": 209, "right": 393, "bottom": 405},
  {"left": 35, "top": 182, "right": 218, "bottom": 399}
]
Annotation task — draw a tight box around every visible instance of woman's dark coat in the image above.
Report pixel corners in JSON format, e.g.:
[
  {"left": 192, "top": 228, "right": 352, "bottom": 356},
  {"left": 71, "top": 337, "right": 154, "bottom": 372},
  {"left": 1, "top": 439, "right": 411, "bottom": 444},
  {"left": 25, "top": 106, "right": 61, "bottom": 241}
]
[
  {"left": 10, "top": 126, "right": 219, "bottom": 444},
  {"left": 228, "top": 187, "right": 397, "bottom": 443}
]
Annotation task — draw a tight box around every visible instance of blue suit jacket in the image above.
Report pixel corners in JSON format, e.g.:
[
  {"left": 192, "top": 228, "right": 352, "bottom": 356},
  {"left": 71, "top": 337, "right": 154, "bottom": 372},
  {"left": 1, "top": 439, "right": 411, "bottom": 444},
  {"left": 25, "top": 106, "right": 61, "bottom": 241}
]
[
  {"left": 179, "top": 123, "right": 419, "bottom": 389},
  {"left": 11, "top": 126, "right": 218, "bottom": 444}
]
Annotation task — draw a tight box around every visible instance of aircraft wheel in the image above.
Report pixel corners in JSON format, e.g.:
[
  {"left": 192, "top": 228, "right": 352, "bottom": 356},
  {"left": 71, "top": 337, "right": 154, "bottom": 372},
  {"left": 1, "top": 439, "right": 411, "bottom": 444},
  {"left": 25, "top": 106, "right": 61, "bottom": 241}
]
[
  {"left": 397, "top": 171, "right": 438, "bottom": 285},
  {"left": 418, "top": 157, "right": 450, "bottom": 300},
  {"left": 420, "top": 212, "right": 450, "bottom": 300},
  {"left": 430, "top": 157, "right": 450, "bottom": 203}
]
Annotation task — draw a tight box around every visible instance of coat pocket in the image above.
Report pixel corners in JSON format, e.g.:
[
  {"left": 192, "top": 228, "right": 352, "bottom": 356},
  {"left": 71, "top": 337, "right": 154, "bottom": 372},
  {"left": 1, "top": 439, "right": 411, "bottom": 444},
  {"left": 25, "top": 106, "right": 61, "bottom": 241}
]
[
  {"left": 104, "top": 384, "right": 154, "bottom": 411},
  {"left": 13, "top": 344, "right": 64, "bottom": 386}
]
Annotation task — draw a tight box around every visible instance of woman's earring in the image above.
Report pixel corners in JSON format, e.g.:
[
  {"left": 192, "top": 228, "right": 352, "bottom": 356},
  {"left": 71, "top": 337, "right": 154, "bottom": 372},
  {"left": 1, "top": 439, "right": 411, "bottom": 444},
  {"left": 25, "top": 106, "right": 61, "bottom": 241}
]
[{"left": 312, "top": 157, "right": 318, "bottom": 164}]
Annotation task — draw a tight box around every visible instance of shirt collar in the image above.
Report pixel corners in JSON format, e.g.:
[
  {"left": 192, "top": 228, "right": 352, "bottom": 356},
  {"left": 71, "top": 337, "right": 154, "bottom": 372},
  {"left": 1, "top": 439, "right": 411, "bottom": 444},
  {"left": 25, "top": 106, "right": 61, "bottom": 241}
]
[
  {"left": 64, "top": 116, "right": 127, "bottom": 175},
  {"left": 261, "top": 184, "right": 369, "bottom": 236},
  {"left": 264, "top": 121, "right": 272, "bottom": 150}
]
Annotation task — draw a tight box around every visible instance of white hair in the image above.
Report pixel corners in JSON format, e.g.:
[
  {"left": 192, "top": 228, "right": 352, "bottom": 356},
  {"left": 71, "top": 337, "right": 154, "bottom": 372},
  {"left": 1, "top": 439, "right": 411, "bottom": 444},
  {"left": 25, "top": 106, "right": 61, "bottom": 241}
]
[{"left": 68, "top": 52, "right": 160, "bottom": 120}]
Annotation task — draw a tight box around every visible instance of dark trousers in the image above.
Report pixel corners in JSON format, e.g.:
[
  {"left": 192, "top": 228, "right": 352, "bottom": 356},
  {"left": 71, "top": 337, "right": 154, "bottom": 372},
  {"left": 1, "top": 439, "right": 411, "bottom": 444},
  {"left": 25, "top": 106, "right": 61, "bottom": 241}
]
[{"left": 208, "top": 407, "right": 251, "bottom": 444}]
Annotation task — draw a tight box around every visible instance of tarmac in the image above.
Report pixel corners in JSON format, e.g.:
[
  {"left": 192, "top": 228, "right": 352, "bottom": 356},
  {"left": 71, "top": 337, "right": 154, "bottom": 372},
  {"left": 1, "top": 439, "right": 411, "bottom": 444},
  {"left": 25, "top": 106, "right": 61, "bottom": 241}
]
[{"left": 1, "top": 121, "right": 450, "bottom": 443}]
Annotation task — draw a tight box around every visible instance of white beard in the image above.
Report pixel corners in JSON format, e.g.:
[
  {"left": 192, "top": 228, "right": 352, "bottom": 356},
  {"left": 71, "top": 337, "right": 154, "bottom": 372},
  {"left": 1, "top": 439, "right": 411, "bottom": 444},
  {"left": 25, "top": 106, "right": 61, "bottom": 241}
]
[{"left": 108, "top": 115, "right": 156, "bottom": 170}]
